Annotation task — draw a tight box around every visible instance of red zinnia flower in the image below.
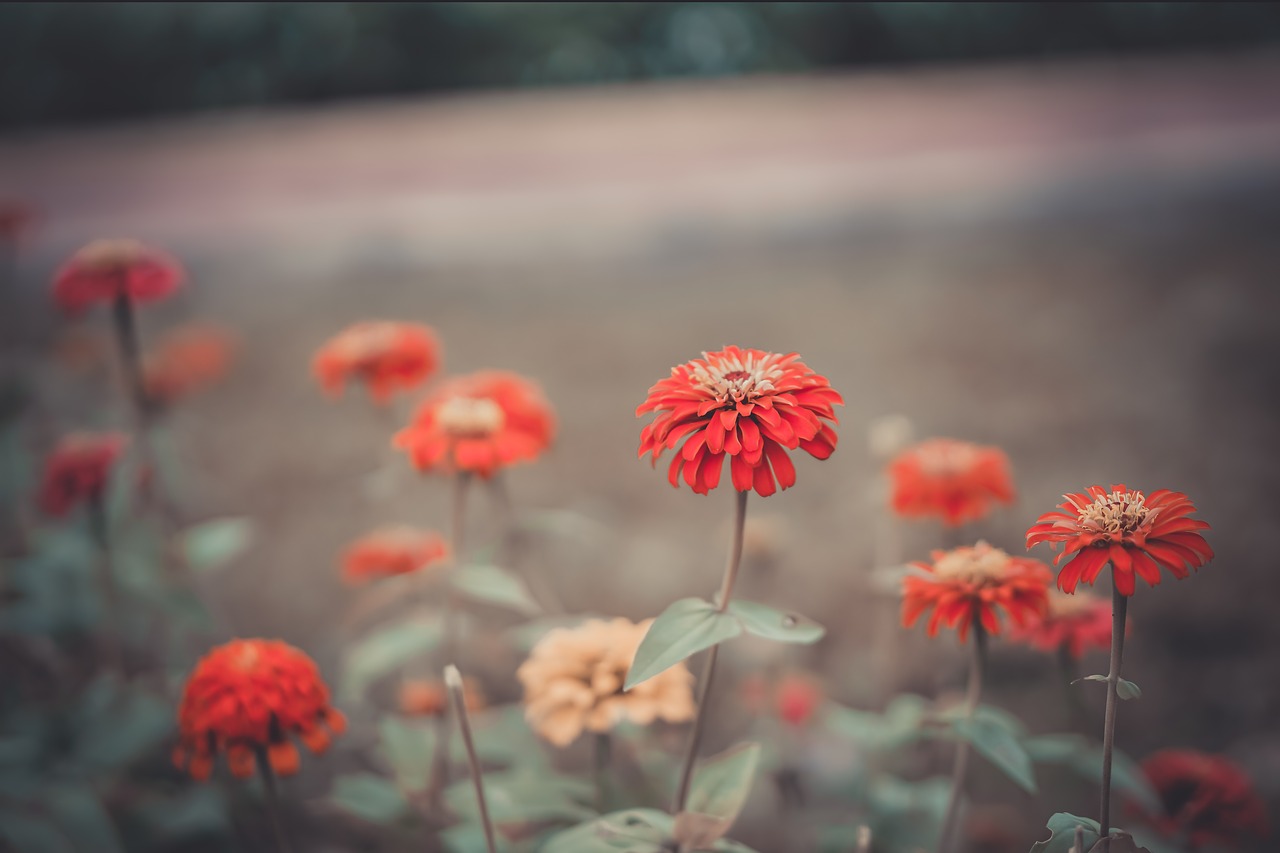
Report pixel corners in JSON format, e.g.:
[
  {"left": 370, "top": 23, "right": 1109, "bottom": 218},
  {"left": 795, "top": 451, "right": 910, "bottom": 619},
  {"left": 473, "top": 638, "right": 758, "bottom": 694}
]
[
  {"left": 394, "top": 370, "right": 555, "bottom": 478},
  {"left": 37, "top": 432, "right": 128, "bottom": 517},
  {"left": 636, "top": 346, "right": 842, "bottom": 497},
  {"left": 52, "top": 239, "right": 185, "bottom": 315},
  {"left": 1011, "top": 590, "right": 1114, "bottom": 659},
  {"left": 1136, "top": 749, "right": 1268, "bottom": 849},
  {"left": 887, "top": 438, "right": 1014, "bottom": 526},
  {"left": 142, "top": 323, "right": 236, "bottom": 406},
  {"left": 902, "top": 542, "right": 1051, "bottom": 642},
  {"left": 1026, "top": 485, "right": 1212, "bottom": 596},
  {"left": 173, "top": 639, "right": 346, "bottom": 781},
  {"left": 312, "top": 321, "right": 441, "bottom": 403},
  {"left": 340, "top": 526, "right": 450, "bottom": 584}
]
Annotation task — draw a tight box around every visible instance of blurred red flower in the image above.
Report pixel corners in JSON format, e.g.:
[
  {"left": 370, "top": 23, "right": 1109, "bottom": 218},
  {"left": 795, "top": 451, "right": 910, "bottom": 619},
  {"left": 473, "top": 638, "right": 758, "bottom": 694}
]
[
  {"left": 340, "top": 525, "right": 450, "bottom": 584},
  {"left": 1137, "top": 749, "right": 1268, "bottom": 849},
  {"left": 394, "top": 370, "right": 555, "bottom": 478},
  {"left": 637, "top": 346, "right": 842, "bottom": 497},
  {"left": 742, "top": 673, "right": 824, "bottom": 727},
  {"left": 1011, "top": 590, "right": 1114, "bottom": 659},
  {"left": 398, "top": 676, "right": 486, "bottom": 718},
  {"left": 887, "top": 438, "right": 1014, "bottom": 526},
  {"left": 173, "top": 639, "right": 346, "bottom": 781},
  {"left": 1026, "top": 485, "right": 1212, "bottom": 596},
  {"left": 52, "top": 239, "right": 184, "bottom": 315},
  {"left": 142, "top": 323, "right": 236, "bottom": 406},
  {"left": 37, "top": 432, "right": 128, "bottom": 517},
  {"left": 902, "top": 542, "right": 1051, "bottom": 642},
  {"left": 312, "top": 321, "right": 440, "bottom": 403}
]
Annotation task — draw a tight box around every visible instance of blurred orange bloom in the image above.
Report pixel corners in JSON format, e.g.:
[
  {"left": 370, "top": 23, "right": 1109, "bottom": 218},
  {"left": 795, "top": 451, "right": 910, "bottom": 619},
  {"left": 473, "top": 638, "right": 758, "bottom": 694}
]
[
  {"left": 340, "top": 526, "right": 450, "bottom": 584},
  {"left": 1136, "top": 749, "right": 1268, "bottom": 849},
  {"left": 142, "top": 323, "right": 237, "bottom": 406},
  {"left": 741, "top": 672, "right": 823, "bottom": 727},
  {"left": 517, "top": 618, "right": 695, "bottom": 747},
  {"left": 887, "top": 438, "right": 1014, "bottom": 526},
  {"left": 902, "top": 542, "right": 1051, "bottom": 642},
  {"left": 52, "top": 239, "right": 184, "bottom": 315},
  {"left": 37, "top": 432, "right": 128, "bottom": 517},
  {"left": 1012, "top": 590, "right": 1114, "bottom": 659},
  {"left": 637, "top": 346, "right": 842, "bottom": 497},
  {"left": 394, "top": 370, "right": 555, "bottom": 479},
  {"left": 312, "top": 321, "right": 440, "bottom": 403},
  {"left": 173, "top": 639, "right": 346, "bottom": 781},
  {"left": 1026, "top": 485, "right": 1212, "bottom": 596},
  {"left": 398, "top": 676, "right": 486, "bottom": 718}
]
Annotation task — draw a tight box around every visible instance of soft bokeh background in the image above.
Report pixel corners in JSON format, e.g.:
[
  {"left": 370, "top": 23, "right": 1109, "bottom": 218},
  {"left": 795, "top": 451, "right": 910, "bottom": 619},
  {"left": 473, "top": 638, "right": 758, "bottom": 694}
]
[{"left": 4, "top": 3, "right": 1280, "bottom": 850}]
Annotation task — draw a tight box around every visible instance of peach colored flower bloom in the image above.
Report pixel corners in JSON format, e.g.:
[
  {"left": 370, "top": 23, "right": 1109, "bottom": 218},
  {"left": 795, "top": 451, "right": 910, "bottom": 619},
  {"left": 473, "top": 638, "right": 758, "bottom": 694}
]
[
  {"left": 1026, "top": 485, "right": 1212, "bottom": 596},
  {"left": 398, "top": 677, "right": 486, "bottom": 718},
  {"left": 340, "top": 526, "right": 450, "bottom": 584},
  {"left": 52, "top": 239, "right": 184, "bottom": 315},
  {"left": 902, "top": 542, "right": 1051, "bottom": 642},
  {"left": 517, "top": 618, "right": 695, "bottom": 747},
  {"left": 312, "top": 321, "right": 440, "bottom": 403},
  {"left": 1137, "top": 749, "right": 1268, "bottom": 849},
  {"left": 887, "top": 438, "right": 1014, "bottom": 526},
  {"left": 637, "top": 346, "right": 842, "bottom": 497},
  {"left": 142, "top": 323, "right": 236, "bottom": 406},
  {"left": 173, "top": 639, "right": 346, "bottom": 781},
  {"left": 37, "top": 432, "right": 128, "bottom": 517},
  {"left": 394, "top": 370, "right": 555, "bottom": 479},
  {"left": 1012, "top": 590, "right": 1114, "bottom": 659}
]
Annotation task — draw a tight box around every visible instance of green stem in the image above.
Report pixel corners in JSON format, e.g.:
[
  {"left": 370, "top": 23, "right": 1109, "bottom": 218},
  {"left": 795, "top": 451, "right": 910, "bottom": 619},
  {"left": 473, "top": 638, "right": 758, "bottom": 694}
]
[
  {"left": 447, "top": 665, "right": 498, "bottom": 853},
  {"left": 87, "top": 495, "right": 122, "bottom": 672},
  {"left": 110, "top": 290, "right": 150, "bottom": 423},
  {"left": 936, "top": 623, "right": 986, "bottom": 853},
  {"left": 1098, "top": 586, "right": 1129, "bottom": 852},
  {"left": 594, "top": 732, "right": 612, "bottom": 813},
  {"left": 254, "top": 746, "right": 294, "bottom": 853}
]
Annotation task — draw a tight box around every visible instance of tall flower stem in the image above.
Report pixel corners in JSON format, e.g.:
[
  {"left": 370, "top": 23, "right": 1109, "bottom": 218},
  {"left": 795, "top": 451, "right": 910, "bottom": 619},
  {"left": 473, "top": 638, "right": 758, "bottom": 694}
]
[
  {"left": 593, "top": 732, "right": 612, "bottom": 813},
  {"left": 446, "top": 665, "right": 498, "bottom": 853},
  {"left": 86, "top": 494, "right": 122, "bottom": 671},
  {"left": 671, "top": 489, "right": 748, "bottom": 815},
  {"left": 1098, "top": 585, "right": 1129, "bottom": 852},
  {"left": 488, "top": 473, "right": 563, "bottom": 613},
  {"left": 936, "top": 623, "right": 987, "bottom": 853},
  {"left": 254, "top": 746, "right": 295, "bottom": 853},
  {"left": 110, "top": 291, "right": 150, "bottom": 423}
]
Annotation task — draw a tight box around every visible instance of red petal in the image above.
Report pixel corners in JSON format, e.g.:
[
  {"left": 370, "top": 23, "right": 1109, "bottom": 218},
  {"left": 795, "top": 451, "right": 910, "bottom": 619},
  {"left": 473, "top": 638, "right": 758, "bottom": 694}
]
[{"left": 763, "top": 441, "right": 796, "bottom": 490}]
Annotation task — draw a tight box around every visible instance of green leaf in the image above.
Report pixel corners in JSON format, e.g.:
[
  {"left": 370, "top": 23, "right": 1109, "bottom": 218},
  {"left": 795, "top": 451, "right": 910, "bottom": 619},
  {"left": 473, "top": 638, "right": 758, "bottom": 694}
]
[
  {"left": 686, "top": 742, "right": 760, "bottom": 827},
  {"left": 445, "top": 770, "right": 594, "bottom": 825},
  {"left": 177, "top": 517, "right": 254, "bottom": 574},
  {"left": 726, "top": 600, "right": 824, "bottom": 644},
  {"left": 1076, "top": 674, "right": 1109, "bottom": 685},
  {"left": 342, "top": 616, "right": 443, "bottom": 698},
  {"left": 442, "top": 824, "right": 512, "bottom": 853},
  {"left": 379, "top": 717, "right": 436, "bottom": 793},
  {"left": 544, "top": 808, "right": 673, "bottom": 852},
  {"left": 950, "top": 714, "right": 1036, "bottom": 794},
  {"left": 625, "top": 598, "right": 741, "bottom": 690},
  {"left": 451, "top": 564, "right": 541, "bottom": 615},
  {"left": 1117, "top": 679, "right": 1141, "bottom": 700},
  {"left": 330, "top": 774, "right": 410, "bottom": 824},
  {"left": 1030, "top": 813, "right": 1099, "bottom": 853}
]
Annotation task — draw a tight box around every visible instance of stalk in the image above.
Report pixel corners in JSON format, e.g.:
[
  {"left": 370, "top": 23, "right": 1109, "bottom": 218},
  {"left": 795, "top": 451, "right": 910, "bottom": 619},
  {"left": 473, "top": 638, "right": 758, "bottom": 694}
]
[
  {"left": 446, "top": 665, "right": 498, "bottom": 853},
  {"left": 593, "top": 732, "right": 612, "bottom": 813},
  {"left": 254, "top": 746, "right": 295, "bottom": 853},
  {"left": 935, "top": 622, "right": 986, "bottom": 853},
  {"left": 86, "top": 494, "right": 122, "bottom": 671},
  {"left": 1098, "top": 586, "right": 1129, "bottom": 852},
  {"left": 427, "top": 471, "right": 471, "bottom": 811}
]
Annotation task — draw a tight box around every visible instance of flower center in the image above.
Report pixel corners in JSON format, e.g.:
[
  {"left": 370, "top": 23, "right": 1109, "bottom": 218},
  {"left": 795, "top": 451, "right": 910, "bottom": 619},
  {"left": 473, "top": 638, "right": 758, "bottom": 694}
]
[
  {"left": 437, "top": 396, "right": 505, "bottom": 438},
  {"left": 76, "top": 239, "right": 145, "bottom": 271},
  {"left": 690, "top": 353, "right": 784, "bottom": 405},
  {"left": 230, "top": 643, "right": 262, "bottom": 672},
  {"left": 1047, "top": 590, "right": 1098, "bottom": 618},
  {"left": 1076, "top": 489, "right": 1150, "bottom": 537},
  {"left": 336, "top": 323, "right": 401, "bottom": 362},
  {"left": 914, "top": 439, "right": 980, "bottom": 475},
  {"left": 932, "top": 542, "right": 1010, "bottom": 585}
]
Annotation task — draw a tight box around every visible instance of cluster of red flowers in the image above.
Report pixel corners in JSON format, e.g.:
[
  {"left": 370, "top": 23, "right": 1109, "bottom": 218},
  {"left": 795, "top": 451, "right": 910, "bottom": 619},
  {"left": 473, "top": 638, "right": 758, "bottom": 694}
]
[
  {"left": 52, "top": 239, "right": 185, "bottom": 315},
  {"left": 37, "top": 432, "right": 129, "bottom": 517},
  {"left": 887, "top": 437, "right": 1014, "bottom": 526},
  {"left": 1138, "top": 749, "right": 1268, "bottom": 848},
  {"left": 312, "top": 321, "right": 441, "bottom": 404},
  {"left": 340, "top": 526, "right": 451, "bottom": 584},
  {"left": 902, "top": 542, "right": 1051, "bottom": 642}
]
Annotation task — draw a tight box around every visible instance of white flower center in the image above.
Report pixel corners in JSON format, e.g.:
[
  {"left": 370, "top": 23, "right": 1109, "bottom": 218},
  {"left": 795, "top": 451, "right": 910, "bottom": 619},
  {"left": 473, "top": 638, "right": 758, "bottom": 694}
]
[
  {"left": 914, "top": 440, "right": 980, "bottom": 475},
  {"left": 932, "top": 542, "right": 1010, "bottom": 585},
  {"left": 689, "top": 352, "right": 784, "bottom": 405},
  {"left": 1075, "top": 489, "right": 1150, "bottom": 536},
  {"left": 437, "top": 396, "right": 505, "bottom": 438}
]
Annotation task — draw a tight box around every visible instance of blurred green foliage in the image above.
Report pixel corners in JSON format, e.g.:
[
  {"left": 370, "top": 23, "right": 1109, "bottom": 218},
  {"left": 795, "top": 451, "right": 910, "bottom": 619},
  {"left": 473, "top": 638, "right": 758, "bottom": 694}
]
[{"left": 2, "top": 2, "right": 1280, "bottom": 129}]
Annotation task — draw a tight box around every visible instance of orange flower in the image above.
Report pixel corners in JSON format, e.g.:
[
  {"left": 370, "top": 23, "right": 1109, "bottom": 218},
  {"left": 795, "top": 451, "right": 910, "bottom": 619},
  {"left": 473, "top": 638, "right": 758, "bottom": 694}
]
[
  {"left": 517, "top": 618, "right": 695, "bottom": 747},
  {"left": 398, "top": 677, "right": 486, "bottom": 717},
  {"left": 1136, "top": 749, "right": 1268, "bottom": 848},
  {"left": 1011, "top": 590, "right": 1114, "bottom": 659},
  {"left": 173, "top": 639, "right": 346, "bottom": 781},
  {"left": 1026, "top": 485, "right": 1212, "bottom": 596},
  {"left": 887, "top": 438, "right": 1014, "bottom": 526},
  {"left": 394, "top": 370, "right": 555, "bottom": 479},
  {"left": 312, "top": 321, "right": 441, "bottom": 403},
  {"left": 52, "top": 239, "right": 184, "bottom": 315},
  {"left": 340, "top": 526, "right": 450, "bottom": 584},
  {"left": 142, "top": 323, "right": 236, "bottom": 406},
  {"left": 742, "top": 673, "right": 823, "bottom": 727},
  {"left": 902, "top": 542, "right": 1051, "bottom": 642},
  {"left": 37, "top": 432, "right": 128, "bottom": 517},
  {"left": 637, "top": 346, "right": 842, "bottom": 497}
]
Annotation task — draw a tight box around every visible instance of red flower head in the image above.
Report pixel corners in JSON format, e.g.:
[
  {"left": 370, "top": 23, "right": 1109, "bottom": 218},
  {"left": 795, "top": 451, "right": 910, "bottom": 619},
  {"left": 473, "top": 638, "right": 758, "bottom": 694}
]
[
  {"left": 1026, "top": 485, "right": 1212, "bottom": 596},
  {"left": 1011, "top": 590, "right": 1114, "bottom": 659},
  {"left": 173, "top": 639, "right": 346, "bottom": 781},
  {"left": 637, "top": 346, "right": 842, "bottom": 497},
  {"left": 340, "top": 526, "right": 450, "bottom": 584},
  {"left": 394, "top": 370, "right": 555, "bottom": 479},
  {"left": 398, "top": 677, "right": 486, "bottom": 718},
  {"left": 741, "top": 673, "right": 824, "bottom": 727},
  {"left": 37, "top": 432, "right": 128, "bottom": 517},
  {"left": 1136, "top": 749, "right": 1269, "bottom": 849},
  {"left": 142, "top": 323, "right": 236, "bottom": 406},
  {"left": 902, "top": 542, "right": 1051, "bottom": 642},
  {"left": 887, "top": 438, "right": 1014, "bottom": 526},
  {"left": 52, "top": 239, "right": 185, "bottom": 315},
  {"left": 312, "top": 321, "right": 441, "bottom": 404}
]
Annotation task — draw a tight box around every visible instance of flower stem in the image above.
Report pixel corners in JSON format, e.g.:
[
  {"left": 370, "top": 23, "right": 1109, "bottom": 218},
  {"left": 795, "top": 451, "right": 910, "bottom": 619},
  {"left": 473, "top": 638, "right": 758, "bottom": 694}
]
[
  {"left": 110, "top": 290, "right": 150, "bottom": 424},
  {"left": 254, "top": 746, "right": 295, "bottom": 853},
  {"left": 936, "top": 622, "right": 986, "bottom": 853},
  {"left": 1098, "top": 586, "right": 1129, "bottom": 852},
  {"left": 671, "top": 489, "right": 748, "bottom": 815},
  {"left": 87, "top": 495, "right": 122, "bottom": 672},
  {"left": 446, "top": 665, "right": 498, "bottom": 853},
  {"left": 593, "top": 732, "right": 612, "bottom": 813}
]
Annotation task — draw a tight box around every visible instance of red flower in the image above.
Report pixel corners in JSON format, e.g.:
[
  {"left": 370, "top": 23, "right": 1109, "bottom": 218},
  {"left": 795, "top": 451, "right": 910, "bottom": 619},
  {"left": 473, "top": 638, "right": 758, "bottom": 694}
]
[
  {"left": 398, "top": 677, "right": 486, "bottom": 718},
  {"left": 312, "top": 321, "right": 441, "bottom": 403},
  {"left": 394, "top": 370, "right": 555, "bottom": 478},
  {"left": 1137, "top": 749, "right": 1268, "bottom": 849},
  {"left": 637, "top": 346, "right": 842, "bottom": 497},
  {"left": 340, "top": 526, "right": 450, "bottom": 584},
  {"left": 1026, "top": 485, "right": 1212, "bottom": 596},
  {"left": 52, "top": 239, "right": 184, "bottom": 315},
  {"left": 902, "top": 542, "right": 1051, "bottom": 642},
  {"left": 1011, "top": 590, "right": 1114, "bottom": 659},
  {"left": 887, "top": 438, "right": 1014, "bottom": 526},
  {"left": 173, "top": 639, "right": 346, "bottom": 781},
  {"left": 37, "top": 432, "right": 128, "bottom": 517},
  {"left": 142, "top": 323, "right": 236, "bottom": 406},
  {"left": 743, "top": 673, "right": 824, "bottom": 727}
]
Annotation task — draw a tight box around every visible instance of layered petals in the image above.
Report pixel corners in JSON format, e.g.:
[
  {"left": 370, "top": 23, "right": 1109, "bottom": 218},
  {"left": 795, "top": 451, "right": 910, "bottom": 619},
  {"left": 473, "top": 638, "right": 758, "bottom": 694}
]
[
  {"left": 52, "top": 239, "right": 184, "bottom": 315},
  {"left": 312, "top": 321, "right": 441, "bottom": 403},
  {"left": 887, "top": 438, "right": 1014, "bottom": 526},
  {"left": 340, "top": 525, "right": 451, "bottom": 584}
]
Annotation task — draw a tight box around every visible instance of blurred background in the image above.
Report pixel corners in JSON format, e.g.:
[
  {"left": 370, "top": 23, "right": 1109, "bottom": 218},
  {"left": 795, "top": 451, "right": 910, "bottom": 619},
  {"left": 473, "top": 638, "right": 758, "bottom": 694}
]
[{"left": 3, "top": 3, "right": 1280, "bottom": 851}]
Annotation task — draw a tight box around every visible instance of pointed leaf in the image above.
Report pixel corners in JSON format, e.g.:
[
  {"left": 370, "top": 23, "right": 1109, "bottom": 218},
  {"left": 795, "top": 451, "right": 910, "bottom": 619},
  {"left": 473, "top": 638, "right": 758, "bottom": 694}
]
[
  {"left": 330, "top": 773, "right": 410, "bottom": 824},
  {"left": 1030, "top": 813, "right": 1100, "bottom": 853},
  {"left": 1074, "top": 674, "right": 1109, "bottom": 685},
  {"left": 177, "top": 517, "right": 254, "bottom": 574},
  {"left": 686, "top": 742, "right": 760, "bottom": 826},
  {"left": 451, "top": 564, "right": 541, "bottom": 615},
  {"left": 727, "top": 600, "right": 825, "bottom": 644},
  {"left": 625, "top": 598, "right": 741, "bottom": 690},
  {"left": 1117, "top": 679, "right": 1142, "bottom": 700},
  {"left": 951, "top": 715, "right": 1036, "bottom": 793},
  {"left": 342, "top": 615, "right": 442, "bottom": 698}
]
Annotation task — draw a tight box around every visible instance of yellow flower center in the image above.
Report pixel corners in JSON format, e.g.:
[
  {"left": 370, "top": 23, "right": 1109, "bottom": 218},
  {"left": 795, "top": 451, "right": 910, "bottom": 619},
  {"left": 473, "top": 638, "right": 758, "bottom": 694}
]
[
  {"left": 437, "top": 396, "right": 505, "bottom": 438},
  {"left": 1076, "top": 489, "right": 1150, "bottom": 536},
  {"left": 691, "top": 352, "right": 784, "bottom": 405},
  {"left": 932, "top": 541, "right": 1011, "bottom": 585}
]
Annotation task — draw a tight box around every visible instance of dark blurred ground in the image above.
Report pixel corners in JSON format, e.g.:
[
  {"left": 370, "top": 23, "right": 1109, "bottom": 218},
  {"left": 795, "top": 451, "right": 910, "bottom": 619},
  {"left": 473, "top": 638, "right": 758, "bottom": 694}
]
[{"left": 4, "top": 52, "right": 1280, "bottom": 847}]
